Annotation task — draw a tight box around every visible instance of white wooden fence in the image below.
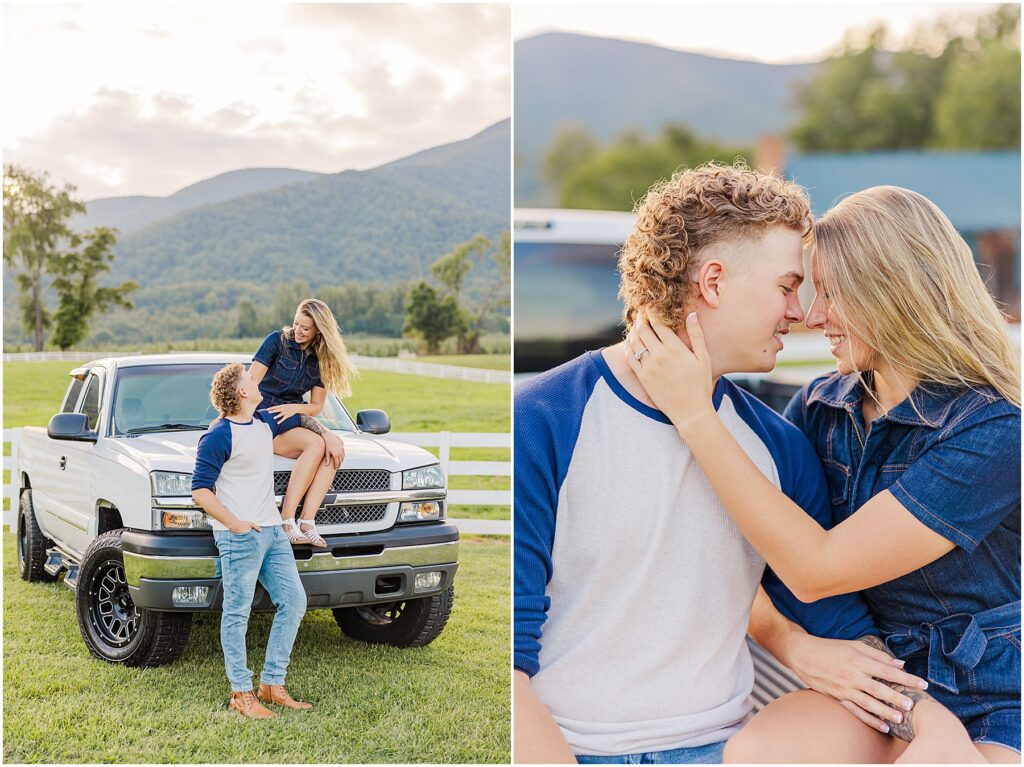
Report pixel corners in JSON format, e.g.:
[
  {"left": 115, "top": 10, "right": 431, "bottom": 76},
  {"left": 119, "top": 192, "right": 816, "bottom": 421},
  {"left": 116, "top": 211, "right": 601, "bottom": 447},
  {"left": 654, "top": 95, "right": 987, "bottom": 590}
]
[
  {"left": 3, "top": 428, "right": 509, "bottom": 532},
  {"left": 3, "top": 351, "right": 510, "bottom": 385}
]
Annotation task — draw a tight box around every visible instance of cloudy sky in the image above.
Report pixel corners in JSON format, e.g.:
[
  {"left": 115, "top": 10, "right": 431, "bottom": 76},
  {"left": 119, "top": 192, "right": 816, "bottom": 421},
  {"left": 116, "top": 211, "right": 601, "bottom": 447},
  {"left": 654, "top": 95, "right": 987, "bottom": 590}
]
[
  {"left": 3, "top": 4, "right": 510, "bottom": 200},
  {"left": 514, "top": 3, "right": 1000, "bottom": 63}
]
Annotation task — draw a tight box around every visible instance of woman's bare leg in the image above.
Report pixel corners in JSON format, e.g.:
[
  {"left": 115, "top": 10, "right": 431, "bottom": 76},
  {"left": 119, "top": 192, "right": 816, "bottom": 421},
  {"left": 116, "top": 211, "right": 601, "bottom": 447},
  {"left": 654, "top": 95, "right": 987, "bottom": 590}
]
[
  {"left": 297, "top": 461, "right": 336, "bottom": 522},
  {"left": 273, "top": 429, "right": 326, "bottom": 528},
  {"left": 724, "top": 690, "right": 907, "bottom": 764},
  {"left": 974, "top": 743, "right": 1020, "bottom": 763}
]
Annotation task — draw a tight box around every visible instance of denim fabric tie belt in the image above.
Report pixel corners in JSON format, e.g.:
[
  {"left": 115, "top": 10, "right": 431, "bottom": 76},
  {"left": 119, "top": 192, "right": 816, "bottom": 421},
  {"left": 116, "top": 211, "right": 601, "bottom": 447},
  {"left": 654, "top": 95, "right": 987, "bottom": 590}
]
[{"left": 882, "top": 601, "right": 1020, "bottom": 694}]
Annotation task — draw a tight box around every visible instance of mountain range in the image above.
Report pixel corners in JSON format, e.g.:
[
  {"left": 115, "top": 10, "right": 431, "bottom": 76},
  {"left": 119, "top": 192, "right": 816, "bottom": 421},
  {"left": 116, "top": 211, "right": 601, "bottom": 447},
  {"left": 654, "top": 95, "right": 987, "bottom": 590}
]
[
  {"left": 4, "top": 119, "right": 510, "bottom": 345},
  {"left": 514, "top": 32, "right": 816, "bottom": 204}
]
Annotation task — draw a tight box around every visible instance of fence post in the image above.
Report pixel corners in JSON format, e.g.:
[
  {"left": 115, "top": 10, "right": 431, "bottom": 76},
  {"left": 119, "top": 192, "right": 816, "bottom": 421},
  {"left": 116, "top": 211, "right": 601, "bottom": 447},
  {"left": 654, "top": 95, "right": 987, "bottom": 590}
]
[{"left": 438, "top": 431, "right": 451, "bottom": 481}]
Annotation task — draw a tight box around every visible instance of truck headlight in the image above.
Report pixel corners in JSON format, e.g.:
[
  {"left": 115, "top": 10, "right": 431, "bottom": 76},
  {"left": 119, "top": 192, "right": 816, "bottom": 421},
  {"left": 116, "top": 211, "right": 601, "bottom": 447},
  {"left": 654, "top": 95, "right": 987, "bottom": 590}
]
[
  {"left": 151, "top": 471, "right": 193, "bottom": 497},
  {"left": 402, "top": 464, "right": 444, "bottom": 490},
  {"left": 160, "top": 510, "right": 212, "bottom": 530},
  {"left": 399, "top": 501, "right": 444, "bottom": 522}
]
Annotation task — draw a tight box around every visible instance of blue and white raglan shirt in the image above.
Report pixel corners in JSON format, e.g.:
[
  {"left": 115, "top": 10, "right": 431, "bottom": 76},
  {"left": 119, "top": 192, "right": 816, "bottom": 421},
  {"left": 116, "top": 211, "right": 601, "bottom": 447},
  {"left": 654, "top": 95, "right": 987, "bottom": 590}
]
[
  {"left": 514, "top": 351, "right": 875, "bottom": 757},
  {"left": 191, "top": 410, "right": 301, "bottom": 531}
]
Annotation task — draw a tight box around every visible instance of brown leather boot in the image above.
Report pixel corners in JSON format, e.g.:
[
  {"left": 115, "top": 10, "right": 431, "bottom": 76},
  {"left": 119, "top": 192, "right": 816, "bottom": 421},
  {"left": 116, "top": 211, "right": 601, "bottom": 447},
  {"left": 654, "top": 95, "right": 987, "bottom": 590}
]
[
  {"left": 229, "top": 690, "right": 276, "bottom": 719},
  {"left": 257, "top": 682, "right": 313, "bottom": 711}
]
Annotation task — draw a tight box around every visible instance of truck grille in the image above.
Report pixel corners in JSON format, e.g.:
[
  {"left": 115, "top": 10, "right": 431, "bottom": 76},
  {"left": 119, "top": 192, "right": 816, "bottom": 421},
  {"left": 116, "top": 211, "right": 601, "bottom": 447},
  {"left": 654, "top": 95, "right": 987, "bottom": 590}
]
[
  {"left": 315, "top": 504, "right": 388, "bottom": 526},
  {"left": 274, "top": 469, "right": 391, "bottom": 496}
]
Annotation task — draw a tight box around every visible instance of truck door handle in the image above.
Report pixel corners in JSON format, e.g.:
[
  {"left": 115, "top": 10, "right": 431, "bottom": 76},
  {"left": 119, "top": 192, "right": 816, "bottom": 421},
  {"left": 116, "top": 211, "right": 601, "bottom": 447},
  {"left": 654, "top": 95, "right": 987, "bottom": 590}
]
[{"left": 59, "top": 456, "right": 67, "bottom": 471}]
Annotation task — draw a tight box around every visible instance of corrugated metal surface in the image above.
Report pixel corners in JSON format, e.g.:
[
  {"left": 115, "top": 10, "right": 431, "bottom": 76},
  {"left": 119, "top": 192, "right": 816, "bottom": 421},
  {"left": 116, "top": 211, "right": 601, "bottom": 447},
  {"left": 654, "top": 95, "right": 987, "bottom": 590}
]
[
  {"left": 786, "top": 150, "right": 1021, "bottom": 233},
  {"left": 749, "top": 638, "right": 806, "bottom": 711}
]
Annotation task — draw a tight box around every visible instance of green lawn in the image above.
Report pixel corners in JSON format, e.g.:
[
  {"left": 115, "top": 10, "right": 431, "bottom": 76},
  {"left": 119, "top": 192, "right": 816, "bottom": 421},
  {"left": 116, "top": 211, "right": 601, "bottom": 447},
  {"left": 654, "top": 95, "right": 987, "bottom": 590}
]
[
  {"left": 414, "top": 355, "right": 510, "bottom": 371},
  {"left": 2, "top": 533, "right": 510, "bottom": 763},
  {"left": 3, "top": 362, "right": 509, "bottom": 520}
]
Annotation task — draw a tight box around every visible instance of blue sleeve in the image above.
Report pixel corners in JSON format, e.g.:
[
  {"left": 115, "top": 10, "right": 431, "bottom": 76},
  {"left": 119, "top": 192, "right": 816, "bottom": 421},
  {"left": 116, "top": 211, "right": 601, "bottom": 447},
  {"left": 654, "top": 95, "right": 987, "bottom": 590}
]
[
  {"left": 255, "top": 409, "right": 302, "bottom": 438},
  {"left": 889, "top": 406, "right": 1020, "bottom": 552},
  {"left": 192, "top": 421, "right": 232, "bottom": 492},
  {"left": 254, "top": 331, "right": 281, "bottom": 368},
  {"left": 726, "top": 382, "right": 876, "bottom": 640},
  {"left": 513, "top": 356, "right": 598, "bottom": 676},
  {"left": 760, "top": 436, "right": 877, "bottom": 639}
]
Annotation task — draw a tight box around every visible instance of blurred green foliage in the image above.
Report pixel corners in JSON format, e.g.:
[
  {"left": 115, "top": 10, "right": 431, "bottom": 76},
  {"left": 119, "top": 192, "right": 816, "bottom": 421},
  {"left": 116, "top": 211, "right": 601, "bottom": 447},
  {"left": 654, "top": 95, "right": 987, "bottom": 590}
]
[
  {"left": 791, "top": 5, "right": 1020, "bottom": 151},
  {"left": 543, "top": 123, "right": 750, "bottom": 211}
]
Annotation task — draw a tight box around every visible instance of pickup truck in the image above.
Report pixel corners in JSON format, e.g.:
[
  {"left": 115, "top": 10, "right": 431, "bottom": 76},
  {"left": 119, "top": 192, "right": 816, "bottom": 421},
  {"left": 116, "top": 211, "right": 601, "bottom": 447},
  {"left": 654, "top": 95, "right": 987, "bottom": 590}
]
[{"left": 15, "top": 354, "right": 459, "bottom": 667}]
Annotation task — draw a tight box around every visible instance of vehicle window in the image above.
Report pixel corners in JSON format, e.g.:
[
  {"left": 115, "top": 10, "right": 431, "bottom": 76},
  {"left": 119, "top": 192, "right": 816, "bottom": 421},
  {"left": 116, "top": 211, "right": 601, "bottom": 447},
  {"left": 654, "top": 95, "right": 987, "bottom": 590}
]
[
  {"left": 110, "top": 364, "right": 356, "bottom": 436},
  {"left": 61, "top": 377, "right": 86, "bottom": 413},
  {"left": 80, "top": 374, "right": 102, "bottom": 431},
  {"left": 514, "top": 241, "right": 624, "bottom": 373}
]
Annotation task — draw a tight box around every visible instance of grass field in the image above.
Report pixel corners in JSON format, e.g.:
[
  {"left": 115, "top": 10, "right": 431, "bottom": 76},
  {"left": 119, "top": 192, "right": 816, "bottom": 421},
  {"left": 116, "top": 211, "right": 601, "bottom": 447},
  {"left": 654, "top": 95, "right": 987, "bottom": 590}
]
[
  {"left": 2, "top": 533, "right": 510, "bottom": 763},
  {"left": 415, "top": 355, "right": 510, "bottom": 371},
  {"left": 3, "top": 361, "right": 509, "bottom": 520}
]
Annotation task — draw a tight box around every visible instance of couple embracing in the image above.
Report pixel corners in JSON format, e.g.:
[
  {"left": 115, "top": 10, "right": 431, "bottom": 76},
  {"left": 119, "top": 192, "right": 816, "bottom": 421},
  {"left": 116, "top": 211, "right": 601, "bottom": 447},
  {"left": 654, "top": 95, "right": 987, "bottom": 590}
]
[
  {"left": 191, "top": 299, "right": 357, "bottom": 716},
  {"left": 514, "top": 164, "right": 1020, "bottom": 763}
]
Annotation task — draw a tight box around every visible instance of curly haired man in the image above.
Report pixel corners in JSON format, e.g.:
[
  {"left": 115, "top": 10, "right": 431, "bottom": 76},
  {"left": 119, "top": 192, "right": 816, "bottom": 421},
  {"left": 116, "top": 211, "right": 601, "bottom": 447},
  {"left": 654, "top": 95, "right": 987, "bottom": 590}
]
[{"left": 192, "top": 363, "right": 332, "bottom": 718}]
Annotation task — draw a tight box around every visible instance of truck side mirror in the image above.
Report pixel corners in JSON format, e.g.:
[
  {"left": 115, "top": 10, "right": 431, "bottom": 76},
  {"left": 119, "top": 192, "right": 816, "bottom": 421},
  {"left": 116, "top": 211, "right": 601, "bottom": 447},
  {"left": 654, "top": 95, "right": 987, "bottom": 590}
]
[
  {"left": 355, "top": 409, "right": 390, "bottom": 435},
  {"left": 47, "top": 413, "right": 97, "bottom": 443}
]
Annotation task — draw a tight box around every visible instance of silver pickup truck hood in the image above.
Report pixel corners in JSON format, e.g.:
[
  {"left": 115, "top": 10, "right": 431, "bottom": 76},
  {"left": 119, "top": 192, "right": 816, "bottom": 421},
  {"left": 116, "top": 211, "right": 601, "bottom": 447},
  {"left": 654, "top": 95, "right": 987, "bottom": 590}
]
[{"left": 106, "top": 430, "right": 438, "bottom": 475}]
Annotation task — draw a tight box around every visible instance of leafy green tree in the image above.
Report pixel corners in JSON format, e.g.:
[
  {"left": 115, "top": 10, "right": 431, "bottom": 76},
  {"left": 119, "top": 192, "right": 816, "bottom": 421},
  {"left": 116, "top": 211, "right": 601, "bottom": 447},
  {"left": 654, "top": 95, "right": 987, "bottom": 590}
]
[
  {"left": 790, "top": 6, "right": 1020, "bottom": 151},
  {"left": 50, "top": 227, "right": 137, "bottom": 350},
  {"left": 404, "top": 281, "right": 463, "bottom": 354},
  {"left": 933, "top": 38, "right": 1021, "bottom": 148},
  {"left": 431, "top": 234, "right": 491, "bottom": 303},
  {"left": 3, "top": 165, "right": 85, "bottom": 350},
  {"left": 557, "top": 124, "right": 749, "bottom": 210},
  {"left": 542, "top": 123, "right": 599, "bottom": 187},
  {"left": 236, "top": 299, "right": 266, "bottom": 338},
  {"left": 460, "top": 231, "right": 511, "bottom": 353}
]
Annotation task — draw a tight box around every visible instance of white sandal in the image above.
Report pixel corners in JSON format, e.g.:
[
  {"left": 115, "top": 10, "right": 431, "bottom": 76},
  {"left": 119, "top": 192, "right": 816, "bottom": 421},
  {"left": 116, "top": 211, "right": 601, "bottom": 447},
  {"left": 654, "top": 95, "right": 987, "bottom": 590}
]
[
  {"left": 298, "top": 518, "right": 327, "bottom": 548},
  {"left": 281, "top": 518, "right": 306, "bottom": 545}
]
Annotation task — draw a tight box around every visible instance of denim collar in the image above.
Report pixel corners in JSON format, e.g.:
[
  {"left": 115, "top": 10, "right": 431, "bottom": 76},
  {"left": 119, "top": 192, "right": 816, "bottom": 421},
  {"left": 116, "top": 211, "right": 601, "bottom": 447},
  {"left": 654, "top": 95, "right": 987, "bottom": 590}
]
[{"left": 806, "top": 372, "right": 986, "bottom": 429}]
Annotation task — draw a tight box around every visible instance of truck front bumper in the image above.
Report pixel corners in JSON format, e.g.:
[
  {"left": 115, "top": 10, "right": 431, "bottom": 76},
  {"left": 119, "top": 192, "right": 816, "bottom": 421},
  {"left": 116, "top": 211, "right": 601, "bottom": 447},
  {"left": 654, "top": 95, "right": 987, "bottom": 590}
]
[{"left": 121, "top": 524, "right": 459, "bottom": 612}]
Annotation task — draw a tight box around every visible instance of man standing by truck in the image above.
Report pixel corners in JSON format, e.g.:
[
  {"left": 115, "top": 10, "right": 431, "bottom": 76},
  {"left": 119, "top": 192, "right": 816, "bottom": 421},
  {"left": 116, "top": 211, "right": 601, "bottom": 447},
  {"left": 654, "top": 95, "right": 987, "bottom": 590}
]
[{"left": 192, "top": 362, "right": 330, "bottom": 718}]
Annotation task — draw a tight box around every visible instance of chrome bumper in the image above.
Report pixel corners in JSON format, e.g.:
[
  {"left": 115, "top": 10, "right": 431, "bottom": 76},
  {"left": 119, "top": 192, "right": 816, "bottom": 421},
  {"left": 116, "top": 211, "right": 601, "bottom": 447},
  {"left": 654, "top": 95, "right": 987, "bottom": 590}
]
[{"left": 123, "top": 540, "right": 459, "bottom": 587}]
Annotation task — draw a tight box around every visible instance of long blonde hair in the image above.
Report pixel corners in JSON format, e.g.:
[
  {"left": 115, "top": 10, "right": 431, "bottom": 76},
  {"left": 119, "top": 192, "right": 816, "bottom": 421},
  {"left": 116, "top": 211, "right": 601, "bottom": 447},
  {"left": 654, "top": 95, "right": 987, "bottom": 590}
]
[
  {"left": 812, "top": 186, "right": 1020, "bottom": 409},
  {"left": 285, "top": 298, "right": 358, "bottom": 399}
]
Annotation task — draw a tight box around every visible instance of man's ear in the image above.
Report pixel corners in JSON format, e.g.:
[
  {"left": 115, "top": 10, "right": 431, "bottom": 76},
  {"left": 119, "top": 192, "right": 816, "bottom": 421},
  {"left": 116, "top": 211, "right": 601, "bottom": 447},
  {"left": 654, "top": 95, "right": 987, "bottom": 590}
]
[{"left": 697, "top": 260, "right": 725, "bottom": 309}]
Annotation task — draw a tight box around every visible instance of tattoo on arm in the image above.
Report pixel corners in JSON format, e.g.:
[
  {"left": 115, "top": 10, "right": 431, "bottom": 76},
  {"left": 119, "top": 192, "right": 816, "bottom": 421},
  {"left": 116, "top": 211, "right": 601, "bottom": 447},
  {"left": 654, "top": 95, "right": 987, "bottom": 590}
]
[
  {"left": 298, "top": 414, "right": 327, "bottom": 438},
  {"left": 857, "top": 635, "right": 935, "bottom": 743}
]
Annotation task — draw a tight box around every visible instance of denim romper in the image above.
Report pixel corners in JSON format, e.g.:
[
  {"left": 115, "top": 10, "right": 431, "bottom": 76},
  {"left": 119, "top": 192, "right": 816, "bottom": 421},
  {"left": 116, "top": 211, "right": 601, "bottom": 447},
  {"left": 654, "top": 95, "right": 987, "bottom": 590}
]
[
  {"left": 786, "top": 373, "right": 1021, "bottom": 752},
  {"left": 252, "top": 330, "right": 324, "bottom": 409}
]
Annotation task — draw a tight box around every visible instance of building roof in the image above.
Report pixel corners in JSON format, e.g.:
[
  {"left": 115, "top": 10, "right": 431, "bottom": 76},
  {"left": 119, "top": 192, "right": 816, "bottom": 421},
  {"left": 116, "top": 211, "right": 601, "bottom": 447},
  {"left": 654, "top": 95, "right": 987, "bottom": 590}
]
[{"left": 785, "top": 150, "right": 1021, "bottom": 233}]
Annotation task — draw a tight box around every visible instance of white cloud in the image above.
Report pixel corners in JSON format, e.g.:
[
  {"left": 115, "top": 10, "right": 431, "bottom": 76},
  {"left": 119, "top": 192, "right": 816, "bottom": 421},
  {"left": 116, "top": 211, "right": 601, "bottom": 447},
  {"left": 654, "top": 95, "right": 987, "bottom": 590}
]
[{"left": 3, "top": 3, "right": 510, "bottom": 199}]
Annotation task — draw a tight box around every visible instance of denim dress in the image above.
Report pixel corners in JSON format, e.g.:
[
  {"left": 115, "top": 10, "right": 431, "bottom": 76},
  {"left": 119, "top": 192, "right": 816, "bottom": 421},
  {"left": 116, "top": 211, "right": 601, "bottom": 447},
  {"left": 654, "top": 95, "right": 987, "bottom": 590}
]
[
  {"left": 785, "top": 373, "right": 1021, "bottom": 751},
  {"left": 252, "top": 330, "right": 324, "bottom": 409}
]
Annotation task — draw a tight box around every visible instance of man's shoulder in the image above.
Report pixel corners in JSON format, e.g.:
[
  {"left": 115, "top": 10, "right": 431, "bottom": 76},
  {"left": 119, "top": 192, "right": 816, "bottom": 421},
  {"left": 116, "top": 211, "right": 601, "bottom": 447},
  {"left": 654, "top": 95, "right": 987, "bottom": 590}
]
[
  {"left": 197, "top": 417, "right": 233, "bottom": 453},
  {"left": 720, "top": 378, "right": 818, "bottom": 459},
  {"left": 515, "top": 352, "right": 601, "bottom": 411}
]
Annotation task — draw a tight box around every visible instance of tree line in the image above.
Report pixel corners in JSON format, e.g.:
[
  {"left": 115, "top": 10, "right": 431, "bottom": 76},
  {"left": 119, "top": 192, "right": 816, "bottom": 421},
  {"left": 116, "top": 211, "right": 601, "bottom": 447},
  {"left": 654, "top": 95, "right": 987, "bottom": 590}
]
[
  {"left": 238, "top": 231, "right": 511, "bottom": 354},
  {"left": 4, "top": 164, "right": 510, "bottom": 353},
  {"left": 542, "top": 5, "right": 1020, "bottom": 211}
]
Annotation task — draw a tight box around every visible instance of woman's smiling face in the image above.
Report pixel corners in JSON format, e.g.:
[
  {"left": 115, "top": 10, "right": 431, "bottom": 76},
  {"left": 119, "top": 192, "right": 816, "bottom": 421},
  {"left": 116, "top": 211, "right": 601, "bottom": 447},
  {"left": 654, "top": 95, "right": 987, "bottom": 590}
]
[
  {"left": 292, "top": 311, "right": 318, "bottom": 346},
  {"left": 805, "top": 249, "right": 875, "bottom": 375}
]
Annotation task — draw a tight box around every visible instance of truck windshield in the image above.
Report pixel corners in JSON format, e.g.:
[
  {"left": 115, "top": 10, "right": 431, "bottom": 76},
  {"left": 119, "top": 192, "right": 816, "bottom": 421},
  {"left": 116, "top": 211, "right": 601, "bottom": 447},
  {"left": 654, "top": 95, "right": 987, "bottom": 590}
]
[{"left": 111, "top": 364, "right": 357, "bottom": 436}]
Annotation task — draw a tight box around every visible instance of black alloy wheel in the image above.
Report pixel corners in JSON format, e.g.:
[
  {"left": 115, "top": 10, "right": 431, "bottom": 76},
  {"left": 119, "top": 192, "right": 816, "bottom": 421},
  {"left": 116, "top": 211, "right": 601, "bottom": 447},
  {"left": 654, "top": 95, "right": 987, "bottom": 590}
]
[{"left": 87, "top": 557, "right": 139, "bottom": 647}]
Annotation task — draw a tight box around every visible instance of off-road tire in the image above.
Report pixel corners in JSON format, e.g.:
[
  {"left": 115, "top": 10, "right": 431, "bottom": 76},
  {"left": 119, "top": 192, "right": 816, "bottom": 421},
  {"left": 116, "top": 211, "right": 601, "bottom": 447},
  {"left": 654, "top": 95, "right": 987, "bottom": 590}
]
[
  {"left": 76, "top": 530, "right": 193, "bottom": 667},
  {"left": 17, "top": 490, "right": 55, "bottom": 582},
  {"left": 333, "top": 585, "right": 454, "bottom": 648}
]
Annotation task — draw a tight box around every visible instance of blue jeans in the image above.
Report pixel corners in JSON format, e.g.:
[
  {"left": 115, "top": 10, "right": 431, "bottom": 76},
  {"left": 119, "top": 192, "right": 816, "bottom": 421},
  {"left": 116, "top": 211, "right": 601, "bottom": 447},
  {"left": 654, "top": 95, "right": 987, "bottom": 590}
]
[
  {"left": 576, "top": 741, "right": 726, "bottom": 764},
  {"left": 213, "top": 526, "right": 306, "bottom": 692}
]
